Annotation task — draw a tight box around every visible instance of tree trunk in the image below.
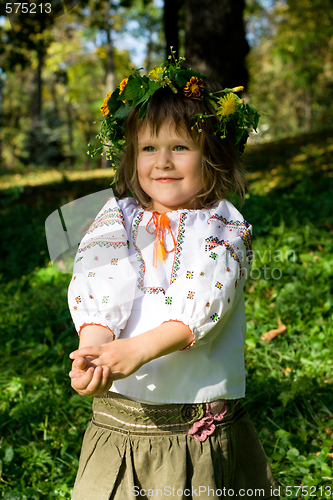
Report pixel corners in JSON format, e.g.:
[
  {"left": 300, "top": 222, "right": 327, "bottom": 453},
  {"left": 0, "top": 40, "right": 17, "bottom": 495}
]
[
  {"left": 37, "top": 50, "right": 43, "bottom": 119},
  {"left": 163, "top": 0, "right": 180, "bottom": 58},
  {"left": 185, "top": 0, "right": 249, "bottom": 89},
  {"left": 103, "top": 4, "right": 116, "bottom": 168},
  {"left": 105, "top": 4, "right": 115, "bottom": 94},
  {"left": 0, "top": 75, "right": 4, "bottom": 167},
  {"left": 146, "top": 25, "right": 155, "bottom": 71},
  {"left": 66, "top": 101, "right": 75, "bottom": 165},
  {"left": 304, "top": 89, "right": 312, "bottom": 132},
  {"left": 51, "top": 78, "right": 59, "bottom": 123},
  {"left": 32, "top": 50, "right": 44, "bottom": 124}
]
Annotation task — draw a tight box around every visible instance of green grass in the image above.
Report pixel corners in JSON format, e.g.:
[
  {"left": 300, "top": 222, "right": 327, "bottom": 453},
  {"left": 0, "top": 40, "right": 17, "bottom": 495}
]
[
  {"left": 240, "top": 129, "right": 333, "bottom": 491},
  {"left": 0, "top": 128, "right": 332, "bottom": 498}
]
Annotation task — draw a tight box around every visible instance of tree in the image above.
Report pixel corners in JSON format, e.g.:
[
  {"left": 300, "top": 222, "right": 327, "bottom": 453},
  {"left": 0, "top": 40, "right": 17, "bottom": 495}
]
[
  {"left": 0, "top": 0, "right": 155, "bottom": 167},
  {"left": 76, "top": 0, "right": 118, "bottom": 94},
  {"left": 1, "top": 3, "right": 71, "bottom": 122},
  {"left": 163, "top": 0, "right": 181, "bottom": 58},
  {"left": 74, "top": 0, "right": 155, "bottom": 166},
  {"left": 184, "top": 0, "right": 249, "bottom": 88},
  {"left": 271, "top": 0, "right": 333, "bottom": 131},
  {"left": 246, "top": 0, "right": 333, "bottom": 139},
  {"left": 119, "top": 0, "right": 165, "bottom": 71}
]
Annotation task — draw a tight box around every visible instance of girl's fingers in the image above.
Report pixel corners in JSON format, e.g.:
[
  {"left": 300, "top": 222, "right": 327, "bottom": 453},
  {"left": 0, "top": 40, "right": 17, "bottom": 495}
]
[
  {"left": 70, "top": 346, "right": 102, "bottom": 359},
  {"left": 69, "top": 369, "right": 84, "bottom": 379},
  {"left": 84, "top": 365, "right": 104, "bottom": 393},
  {"left": 86, "top": 366, "right": 112, "bottom": 395},
  {"left": 76, "top": 354, "right": 106, "bottom": 368},
  {"left": 72, "top": 356, "right": 88, "bottom": 370},
  {"left": 101, "top": 366, "right": 112, "bottom": 389},
  {"left": 71, "top": 367, "right": 95, "bottom": 390},
  {"left": 71, "top": 364, "right": 113, "bottom": 396},
  {"left": 96, "top": 367, "right": 113, "bottom": 394}
]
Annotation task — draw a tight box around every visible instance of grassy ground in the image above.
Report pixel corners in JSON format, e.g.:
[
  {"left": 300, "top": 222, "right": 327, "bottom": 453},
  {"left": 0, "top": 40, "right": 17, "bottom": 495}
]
[{"left": 0, "top": 128, "right": 332, "bottom": 498}]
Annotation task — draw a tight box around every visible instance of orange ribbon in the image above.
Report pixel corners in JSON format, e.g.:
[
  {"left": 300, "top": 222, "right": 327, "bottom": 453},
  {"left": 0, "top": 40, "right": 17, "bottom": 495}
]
[{"left": 146, "top": 212, "right": 176, "bottom": 267}]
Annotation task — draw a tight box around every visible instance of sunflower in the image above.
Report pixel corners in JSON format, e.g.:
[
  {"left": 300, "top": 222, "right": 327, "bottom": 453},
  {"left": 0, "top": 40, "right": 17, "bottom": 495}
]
[
  {"left": 119, "top": 77, "right": 129, "bottom": 95},
  {"left": 216, "top": 93, "right": 238, "bottom": 118},
  {"left": 183, "top": 77, "right": 205, "bottom": 98},
  {"left": 100, "top": 92, "right": 111, "bottom": 116}
]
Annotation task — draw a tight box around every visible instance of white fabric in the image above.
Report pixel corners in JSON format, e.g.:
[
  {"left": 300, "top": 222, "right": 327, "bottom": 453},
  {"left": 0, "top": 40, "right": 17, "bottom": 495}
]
[{"left": 68, "top": 196, "right": 252, "bottom": 403}]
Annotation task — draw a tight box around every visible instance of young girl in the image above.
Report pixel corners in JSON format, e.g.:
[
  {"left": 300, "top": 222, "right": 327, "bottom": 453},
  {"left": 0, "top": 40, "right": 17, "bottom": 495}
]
[{"left": 68, "top": 58, "right": 279, "bottom": 499}]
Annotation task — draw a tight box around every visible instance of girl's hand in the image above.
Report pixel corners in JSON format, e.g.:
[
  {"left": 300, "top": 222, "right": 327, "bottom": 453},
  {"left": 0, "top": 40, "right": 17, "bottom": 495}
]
[
  {"left": 69, "top": 322, "right": 193, "bottom": 381},
  {"left": 70, "top": 364, "right": 113, "bottom": 397},
  {"left": 69, "top": 337, "right": 146, "bottom": 380},
  {"left": 69, "top": 355, "right": 98, "bottom": 379}
]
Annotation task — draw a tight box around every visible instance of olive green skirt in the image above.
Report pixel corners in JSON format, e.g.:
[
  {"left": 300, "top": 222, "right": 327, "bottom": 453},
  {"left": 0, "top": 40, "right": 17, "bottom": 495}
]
[{"left": 71, "top": 393, "right": 280, "bottom": 500}]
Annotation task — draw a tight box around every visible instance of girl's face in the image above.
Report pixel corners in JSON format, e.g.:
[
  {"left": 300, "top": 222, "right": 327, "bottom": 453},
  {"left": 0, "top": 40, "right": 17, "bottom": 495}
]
[{"left": 137, "top": 120, "right": 203, "bottom": 213}]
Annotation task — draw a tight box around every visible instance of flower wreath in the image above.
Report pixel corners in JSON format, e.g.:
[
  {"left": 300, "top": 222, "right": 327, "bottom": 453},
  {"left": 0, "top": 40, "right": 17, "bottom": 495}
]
[{"left": 88, "top": 50, "right": 260, "bottom": 164}]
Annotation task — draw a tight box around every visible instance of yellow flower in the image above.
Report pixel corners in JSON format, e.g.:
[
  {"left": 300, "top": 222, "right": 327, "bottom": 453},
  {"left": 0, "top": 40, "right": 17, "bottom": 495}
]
[
  {"left": 119, "top": 78, "right": 128, "bottom": 94},
  {"left": 216, "top": 94, "right": 238, "bottom": 118},
  {"left": 100, "top": 91, "right": 111, "bottom": 116},
  {"left": 149, "top": 67, "right": 164, "bottom": 82},
  {"left": 183, "top": 77, "right": 205, "bottom": 98},
  {"left": 232, "top": 86, "right": 244, "bottom": 93}
]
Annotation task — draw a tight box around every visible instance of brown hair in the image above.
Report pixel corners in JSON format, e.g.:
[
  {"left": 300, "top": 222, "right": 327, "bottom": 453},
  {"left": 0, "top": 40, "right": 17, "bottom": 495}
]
[{"left": 114, "top": 86, "right": 246, "bottom": 209}]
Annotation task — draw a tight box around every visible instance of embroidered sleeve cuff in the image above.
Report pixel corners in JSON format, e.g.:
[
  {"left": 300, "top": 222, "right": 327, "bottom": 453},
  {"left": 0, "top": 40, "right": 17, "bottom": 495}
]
[
  {"left": 78, "top": 322, "right": 115, "bottom": 340},
  {"left": 162, "top": 319, "right": 196, "bottom": 350}
]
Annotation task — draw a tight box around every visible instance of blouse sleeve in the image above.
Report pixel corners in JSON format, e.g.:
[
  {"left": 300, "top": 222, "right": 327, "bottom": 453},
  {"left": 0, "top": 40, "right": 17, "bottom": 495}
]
[
  {"left": 164, "top": 212, "right": 252, "bottom": 347},
  {"left": 68, "top": 197, "right": 137, "bottom": 338}
]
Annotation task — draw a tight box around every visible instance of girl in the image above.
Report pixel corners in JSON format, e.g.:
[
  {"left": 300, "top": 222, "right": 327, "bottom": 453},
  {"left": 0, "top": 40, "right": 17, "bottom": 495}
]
[{"left": 68, "top": 58, "right": 279, "bottom": 499}]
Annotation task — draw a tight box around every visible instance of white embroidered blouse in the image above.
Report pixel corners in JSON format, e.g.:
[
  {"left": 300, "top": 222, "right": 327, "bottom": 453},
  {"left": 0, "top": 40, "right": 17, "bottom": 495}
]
[{"left": 68, "top": 196, "right": 252, "bottom": 404}]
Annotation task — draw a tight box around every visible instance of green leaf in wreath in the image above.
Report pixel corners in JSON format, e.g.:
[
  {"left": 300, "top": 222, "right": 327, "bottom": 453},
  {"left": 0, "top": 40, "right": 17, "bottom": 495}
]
[
  {"left": 121, "top": 78, "right": 147, "bottom": 102},
  {"left": 135, "top": 94, "right": 151, "bottom": 108},
  {"left": 107, "top": 89, "right": 121, "bottom": 114},
  {"left": 148, "top": 80, "right": 162, "bottom": 96},
  {"left": 138, "top": 100, "right": 149, "bottom": 119},
  {"left": 114, "top": 105, "right": 131, "bottom": 120}
]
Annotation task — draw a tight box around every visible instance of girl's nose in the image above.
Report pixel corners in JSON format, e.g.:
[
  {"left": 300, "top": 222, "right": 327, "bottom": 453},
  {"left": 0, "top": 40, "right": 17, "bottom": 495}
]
[{"left": 156, "top": 150, "right": 173, "bottom": 169}]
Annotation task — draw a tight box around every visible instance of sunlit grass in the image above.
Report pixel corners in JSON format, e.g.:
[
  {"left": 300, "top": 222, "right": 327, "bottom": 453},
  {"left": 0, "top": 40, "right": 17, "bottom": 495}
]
[
  {"left": 246, "top": 129, "right": 333, "bottom": 194},
  {"left": 0, "top": 167, "right": 114, "bottom": 190}
]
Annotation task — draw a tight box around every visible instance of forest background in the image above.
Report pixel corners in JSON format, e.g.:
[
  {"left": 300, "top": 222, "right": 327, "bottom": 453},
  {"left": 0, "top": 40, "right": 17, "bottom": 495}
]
[{"left": 0, "top": 0, "right": 333, "bottom": 498}]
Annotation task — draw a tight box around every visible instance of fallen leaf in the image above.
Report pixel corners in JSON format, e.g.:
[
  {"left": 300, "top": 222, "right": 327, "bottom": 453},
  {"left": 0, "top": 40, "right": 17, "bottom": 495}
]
[{"left": 261, "top": 317, "right": 287, "bottom": 343}]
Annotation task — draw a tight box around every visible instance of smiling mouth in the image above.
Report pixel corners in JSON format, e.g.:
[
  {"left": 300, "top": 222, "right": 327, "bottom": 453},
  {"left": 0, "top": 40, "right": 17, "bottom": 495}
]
[{"left": 154, "top": 177, "right": 181, "bottom": 182}]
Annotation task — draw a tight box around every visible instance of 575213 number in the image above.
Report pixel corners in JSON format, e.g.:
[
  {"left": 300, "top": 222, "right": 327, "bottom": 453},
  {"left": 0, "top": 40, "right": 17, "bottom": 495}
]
[
  {"left": 286, "top": 485, "right": 332, "bottom": 497},
  {"left": 5, "top": 3, "right": 52, "bottom": 14}
]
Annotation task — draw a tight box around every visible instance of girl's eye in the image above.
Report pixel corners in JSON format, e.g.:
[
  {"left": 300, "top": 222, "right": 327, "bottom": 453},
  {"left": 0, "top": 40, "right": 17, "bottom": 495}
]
[
  {"left": 143, "top": 146, "right": 155, "bottom": 152},
  {"left": 174, "top": 145, "right": 187, "bottom": 151}
]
